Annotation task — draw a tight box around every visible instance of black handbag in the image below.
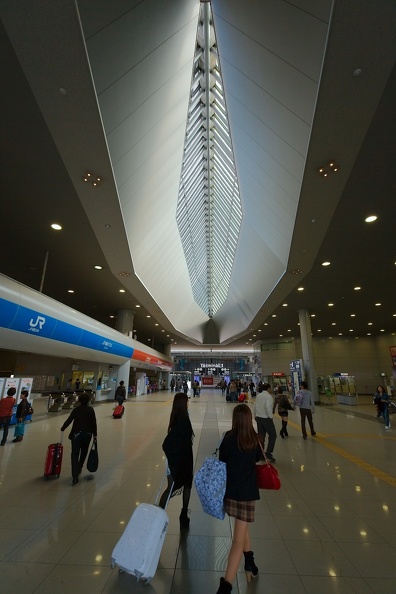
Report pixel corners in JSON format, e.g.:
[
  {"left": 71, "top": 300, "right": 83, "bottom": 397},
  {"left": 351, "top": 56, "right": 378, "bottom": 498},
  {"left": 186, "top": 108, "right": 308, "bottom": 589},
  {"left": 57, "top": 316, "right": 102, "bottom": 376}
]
[{"left": 87, "top": 439, "right": 99, "bottom": 472}]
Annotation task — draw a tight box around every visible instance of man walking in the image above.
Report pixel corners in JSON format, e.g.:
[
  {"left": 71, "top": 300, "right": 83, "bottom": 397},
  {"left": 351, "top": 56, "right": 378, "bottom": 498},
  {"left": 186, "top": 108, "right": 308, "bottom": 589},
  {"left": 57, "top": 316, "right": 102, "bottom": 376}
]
[
  {"left": 296, "top": 381, "right": 316, "bottom": 439},
  {"left": 254, "top": 383, "right": 276, "bottom": 462}
]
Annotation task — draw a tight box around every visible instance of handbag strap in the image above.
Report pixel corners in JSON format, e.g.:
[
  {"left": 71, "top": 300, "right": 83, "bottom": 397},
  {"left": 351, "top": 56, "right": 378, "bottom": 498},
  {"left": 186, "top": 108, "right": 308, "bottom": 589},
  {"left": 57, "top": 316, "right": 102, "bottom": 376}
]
[
  {"left": 212, "top": 432, "right": 225, "bottom": 457},
  {"left": 257, "top": 438, "right": 270, "bottom": 464}
]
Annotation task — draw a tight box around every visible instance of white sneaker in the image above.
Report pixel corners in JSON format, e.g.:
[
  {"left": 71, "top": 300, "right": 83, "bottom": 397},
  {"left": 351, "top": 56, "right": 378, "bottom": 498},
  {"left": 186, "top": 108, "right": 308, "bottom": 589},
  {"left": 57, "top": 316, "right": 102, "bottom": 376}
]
[{"left": 385, "top": 426, "right": 390, "bottom": 430}]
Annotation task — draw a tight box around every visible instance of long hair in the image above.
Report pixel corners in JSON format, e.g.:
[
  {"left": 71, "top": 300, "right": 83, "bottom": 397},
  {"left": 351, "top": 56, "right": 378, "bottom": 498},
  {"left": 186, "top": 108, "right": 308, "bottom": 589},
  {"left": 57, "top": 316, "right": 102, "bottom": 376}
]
[
  {"left": 168, "top": 392, "right": 189, "bottom": 432},
  {"left": 231, "top": 404, "right": 259, "bottom": 451}
]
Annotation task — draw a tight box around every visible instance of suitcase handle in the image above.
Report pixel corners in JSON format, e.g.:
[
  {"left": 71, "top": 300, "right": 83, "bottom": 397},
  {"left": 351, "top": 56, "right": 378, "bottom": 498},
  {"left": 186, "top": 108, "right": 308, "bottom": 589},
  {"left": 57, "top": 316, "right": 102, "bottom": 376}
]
[{"left": 154, "top": 461, "right": 174, "bottom": 509}]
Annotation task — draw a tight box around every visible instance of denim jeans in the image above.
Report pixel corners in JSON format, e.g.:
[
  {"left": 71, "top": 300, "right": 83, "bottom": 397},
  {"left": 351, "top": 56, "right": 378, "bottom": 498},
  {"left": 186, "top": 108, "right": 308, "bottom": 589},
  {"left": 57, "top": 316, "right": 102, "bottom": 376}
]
[{"left": 382, "top": 406, "right": 390, "bottom": 427}]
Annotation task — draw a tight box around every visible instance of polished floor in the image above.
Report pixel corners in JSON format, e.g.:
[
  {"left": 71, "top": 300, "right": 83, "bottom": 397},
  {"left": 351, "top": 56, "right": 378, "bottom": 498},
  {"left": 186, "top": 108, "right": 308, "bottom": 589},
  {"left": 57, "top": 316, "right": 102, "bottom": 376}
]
[{"left": 0, "top": 389, "right": 395, "bottom": 594}]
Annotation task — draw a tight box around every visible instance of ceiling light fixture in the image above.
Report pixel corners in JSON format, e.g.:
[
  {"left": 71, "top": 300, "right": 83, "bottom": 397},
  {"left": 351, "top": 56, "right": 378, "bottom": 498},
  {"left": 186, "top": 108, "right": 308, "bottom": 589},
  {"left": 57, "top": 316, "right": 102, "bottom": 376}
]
[
  {"left": 119, "top": 289, "right": 125, "bottom": 293},
  {"left": 51, "top": 223, "right": 62, "bottom": 230},
  {"left": 318, "top": 161, "right": 339, "bottom": 177},
  {"left": 82, "top": 171, "right": 103, "bottom": 187},
  {"left": 297, "top": 287, "right": 304, "bottom": 291},
  {"left": 354, "top": 286, "right": 361, "bottom": 291},
  {"left": 68, "top": 290, "right": 74, "bottom": 293},
  {"left": 365, "top": 215, "right": 377, "bottom": 223},
  {"left": 94, "top": 265, "right": 103, "bottom": 270},
  {"left": 322, "top": 261, "right": 330, "bottom": 266}
]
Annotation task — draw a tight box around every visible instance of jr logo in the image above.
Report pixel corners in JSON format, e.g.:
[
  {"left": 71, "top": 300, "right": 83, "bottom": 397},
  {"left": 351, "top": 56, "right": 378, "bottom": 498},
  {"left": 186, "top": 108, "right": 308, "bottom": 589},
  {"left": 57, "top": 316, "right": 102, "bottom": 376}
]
[{"left": 29, "top": 315, "right": 46, "bottom": 332}]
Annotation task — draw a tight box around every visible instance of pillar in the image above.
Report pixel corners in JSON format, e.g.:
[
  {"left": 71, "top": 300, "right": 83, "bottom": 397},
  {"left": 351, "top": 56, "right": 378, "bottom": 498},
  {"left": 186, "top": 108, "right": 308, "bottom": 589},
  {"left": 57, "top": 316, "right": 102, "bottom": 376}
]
[
  {"left": 115, "top": 309, "right": 134, "bottom": 336},
  {"left": 298, "top": 309, "right": 319, "bottom": 402}
]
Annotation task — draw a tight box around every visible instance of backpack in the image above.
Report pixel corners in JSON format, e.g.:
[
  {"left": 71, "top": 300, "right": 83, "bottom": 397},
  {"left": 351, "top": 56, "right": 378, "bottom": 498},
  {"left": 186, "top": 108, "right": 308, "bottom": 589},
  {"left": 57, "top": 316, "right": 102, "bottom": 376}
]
[{"left": 294, "top": 391, "right": 303, "bottom": 406}]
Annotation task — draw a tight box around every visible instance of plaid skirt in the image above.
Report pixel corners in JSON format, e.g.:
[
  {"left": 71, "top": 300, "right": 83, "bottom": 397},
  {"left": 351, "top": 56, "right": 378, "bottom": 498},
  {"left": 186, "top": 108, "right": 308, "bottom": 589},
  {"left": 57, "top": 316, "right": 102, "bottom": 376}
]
[{"left": 224, "top": 498, "right": 255, "bottom": 522}]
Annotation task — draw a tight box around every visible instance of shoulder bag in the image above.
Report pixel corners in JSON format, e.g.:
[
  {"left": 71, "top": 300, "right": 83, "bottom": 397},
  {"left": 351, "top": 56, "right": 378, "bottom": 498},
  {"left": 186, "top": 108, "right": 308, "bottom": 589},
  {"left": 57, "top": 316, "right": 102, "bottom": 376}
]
[
  {"left": 194, "top": 436, "right": 226, "bottom": 520},
  {"left": 256, "top": 441, "right": 281, "bottom": 490},
  {"left": 87, "top": 438, "right": 99, "bottom": 472}
]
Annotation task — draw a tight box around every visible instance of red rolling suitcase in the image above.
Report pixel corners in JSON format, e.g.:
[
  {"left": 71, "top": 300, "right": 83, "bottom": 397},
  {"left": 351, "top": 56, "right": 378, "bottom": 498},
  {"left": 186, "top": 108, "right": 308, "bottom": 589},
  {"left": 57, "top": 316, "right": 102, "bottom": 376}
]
[
  {"left": 113, "top": 405, "right": 125, "bottom": 418},
  {"left": 44, "top": 436, "right": 63, "bottom": 478}
]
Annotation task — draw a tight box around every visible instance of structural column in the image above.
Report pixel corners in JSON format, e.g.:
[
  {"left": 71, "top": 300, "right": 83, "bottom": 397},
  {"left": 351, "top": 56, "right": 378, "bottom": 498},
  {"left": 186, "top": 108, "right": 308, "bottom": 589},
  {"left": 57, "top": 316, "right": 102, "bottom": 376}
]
[
  {"left": 298, "top": 309, "right": 318, "bottom": 402},
  {"left": 115, "top": 309, "right": 134, "bottom": 337},
  {"left": 162, "top": 343, "right": 172, "bottom": 389}
]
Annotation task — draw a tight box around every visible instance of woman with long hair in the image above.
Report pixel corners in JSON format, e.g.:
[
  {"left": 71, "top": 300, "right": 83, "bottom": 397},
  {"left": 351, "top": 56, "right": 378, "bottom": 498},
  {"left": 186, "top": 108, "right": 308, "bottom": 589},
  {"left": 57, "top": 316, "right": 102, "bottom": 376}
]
[
  {"left": 159, "top": 392, "right": 194, "bottom": 530},
  {"left": 216, "top": 404, "right": 262, "bottom": 593}
]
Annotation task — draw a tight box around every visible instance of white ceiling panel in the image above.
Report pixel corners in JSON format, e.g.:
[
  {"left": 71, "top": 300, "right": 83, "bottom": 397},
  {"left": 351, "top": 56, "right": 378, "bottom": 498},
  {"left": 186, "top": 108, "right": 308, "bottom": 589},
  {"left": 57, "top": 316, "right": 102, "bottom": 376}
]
[
  {"left": 106, "top": 64, "right": 192, "bottom": 167},
  {"left": 96, "top": 20, "right": 198, "bottom": 134},
  {"left": 212, "top": 18, "right": 321, "bottom": 123},
  {"left": 83, "top": 0, "right": 200, "bottom": 94},
  {"left": 212, "top": 0, "right": 331, "bottom": 81},
  {"left": 219, "top": 60, "right": 311, "bottom": 156}
]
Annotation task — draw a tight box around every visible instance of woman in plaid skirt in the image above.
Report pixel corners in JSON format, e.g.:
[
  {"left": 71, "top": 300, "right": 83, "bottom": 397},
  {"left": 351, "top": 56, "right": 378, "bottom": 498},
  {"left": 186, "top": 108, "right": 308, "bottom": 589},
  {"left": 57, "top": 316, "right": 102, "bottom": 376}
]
[{"left": 217, "top": 404, "right": 263, "bottom": 593}]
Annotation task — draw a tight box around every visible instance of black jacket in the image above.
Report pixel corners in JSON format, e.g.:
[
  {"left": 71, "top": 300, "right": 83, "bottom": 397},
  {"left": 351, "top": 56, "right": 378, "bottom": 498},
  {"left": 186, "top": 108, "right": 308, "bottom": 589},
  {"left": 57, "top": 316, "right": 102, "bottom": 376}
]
[
  {"left": 219, "top": 431, "right": 261, "bottom": 502},
  {"left": 162, "top": 415, "right": 194, "bottom": 490},
  {"left": 61, "top": 404, "right": 97, "bottom": 438}
]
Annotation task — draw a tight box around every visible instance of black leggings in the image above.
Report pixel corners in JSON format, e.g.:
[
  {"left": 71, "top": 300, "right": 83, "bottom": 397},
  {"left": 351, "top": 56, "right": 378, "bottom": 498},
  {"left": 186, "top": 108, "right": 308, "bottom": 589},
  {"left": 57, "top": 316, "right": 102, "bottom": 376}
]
[{"left": 159, "top": 473, "right": 191, "bottom": 511}]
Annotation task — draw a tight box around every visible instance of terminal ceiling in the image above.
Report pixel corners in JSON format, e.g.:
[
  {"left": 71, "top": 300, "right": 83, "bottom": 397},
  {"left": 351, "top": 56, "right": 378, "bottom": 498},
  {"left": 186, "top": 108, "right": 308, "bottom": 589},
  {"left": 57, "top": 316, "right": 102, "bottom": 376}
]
[{"left": 0, "top": 0, "right": 395, "bottom": 353}]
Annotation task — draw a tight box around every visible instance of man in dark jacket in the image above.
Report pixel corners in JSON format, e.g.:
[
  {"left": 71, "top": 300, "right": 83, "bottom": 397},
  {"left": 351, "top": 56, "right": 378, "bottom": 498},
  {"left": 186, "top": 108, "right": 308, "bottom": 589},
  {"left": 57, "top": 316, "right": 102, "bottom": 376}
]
[
  {"left": 114, "top": 381, "right": 126, "bottom": 406},
  {"left": 61, "top": 393, "right": 97, "bottom": 485}
]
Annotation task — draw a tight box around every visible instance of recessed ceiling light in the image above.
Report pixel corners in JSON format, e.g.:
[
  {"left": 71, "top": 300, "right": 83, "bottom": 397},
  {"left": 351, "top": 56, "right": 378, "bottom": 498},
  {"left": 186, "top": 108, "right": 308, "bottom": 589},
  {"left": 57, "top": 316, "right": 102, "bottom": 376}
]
[
  {"left": 353, "top": 68, "right": 362, "bottom": 77},
  {"left": 264, "top": 323, "right": 268, "bottom": 326},
  {"left": 349, "top": 329, "right": 353, "bottom": 332},
  {"left": 282, "top": 303, "right": 288, "bottom": 307},
  {"left": 298, "top": 287, "right": 304, "bottom": 291},
  {"left": 375, "top": 303, "right": 381, "bottom": 306},
  {"left": 135, "top": 305, "right": 141, "bottom": 308},
  {"left": 94, "top": 265, "right": 103, "bottom": 270},
  {"left": 146, "top": 315, "right": 151, "bottom": 318},
  {"left": 59, "top": 87, "right": 67, "bottom": 95},
  {"left": 287, "top": 329, "right": 291, "bottom": 332},
  {"left": 110, "top": 315, "right": 115, "bottom": 318},
  {"left": 354, "top": 286, "right": 361, "bottom": 291},
  {"left": 119, "top": 289, "right": 125, "bottom": 293},
  {"left": 365, "top": 215, "right": 377, "bottom": 223},
  {"left": 338, "top": 333, "right": 342, "bottom": 336},
  {"left": 351, "top": 314, "right": 356, "bottom": 317},
  {"left": 155, "top": 323, "right": 159, "bottom": 326},
  {"left": 51, "top": 223, "right": 62, "bottom": 230},
  {"left": 317, "top": 329, "right": 321, "bottom": 332},
  {"left": 332, "top": 323, "right": 336, "bottom": 326},
  {"left": 68, "top": 290, "right": 74, "bottom": 293},
  {"left": 368, "top": 322, "right": 373, "bottom": 326},
  {"left": 367, "top": 333, "right": 371, "bottom": 336},
  {"left": 311, "top": 314, "right": 316, "bottom": 317},
  {"left": 322, "top": 261, "right": 330, "bottom": 266},
  {"left": 272, "top": 314, "right": 276, "bottom": 318},
  {"left": 328, "top": 303, "right": 334, "bottom": 307},
  {"left": 380, "top": 329, "right": 385, "bottom": 332}
]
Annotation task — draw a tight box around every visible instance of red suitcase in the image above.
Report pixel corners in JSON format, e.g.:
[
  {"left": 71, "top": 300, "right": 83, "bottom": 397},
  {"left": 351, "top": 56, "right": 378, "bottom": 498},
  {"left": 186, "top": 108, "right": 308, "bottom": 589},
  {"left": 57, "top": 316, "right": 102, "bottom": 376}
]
[
  {"left": 44, "top": 441, "right": 63, "bottom": 478},
  {"left": 113, "top": 404, "right": 125, "bottom": 418}
]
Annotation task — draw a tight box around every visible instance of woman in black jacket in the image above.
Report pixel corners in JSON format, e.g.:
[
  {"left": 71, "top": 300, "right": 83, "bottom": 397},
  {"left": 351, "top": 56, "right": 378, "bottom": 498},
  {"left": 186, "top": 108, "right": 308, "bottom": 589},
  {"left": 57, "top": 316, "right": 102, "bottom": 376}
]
[
  {"left": 61, "top": 393, "right": 97, "bottom": 485},
  {"left": 217, "top": 404, "right": 262, "bottom": 594},
  {"left": 159, "top": 392, "right": 194, "bottom": 530}
]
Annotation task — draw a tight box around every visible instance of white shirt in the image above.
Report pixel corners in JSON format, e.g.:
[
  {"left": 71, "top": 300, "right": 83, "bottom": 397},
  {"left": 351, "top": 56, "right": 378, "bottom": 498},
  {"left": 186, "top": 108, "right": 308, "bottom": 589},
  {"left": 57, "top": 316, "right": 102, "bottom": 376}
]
[{"left": 254, "top": 390, "right": 273, "bottom": 419}]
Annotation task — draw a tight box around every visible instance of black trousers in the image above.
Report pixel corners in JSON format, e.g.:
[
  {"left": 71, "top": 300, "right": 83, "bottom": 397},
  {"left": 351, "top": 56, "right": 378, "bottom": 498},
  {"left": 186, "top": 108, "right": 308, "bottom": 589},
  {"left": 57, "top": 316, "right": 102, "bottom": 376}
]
[
  {"left": 256, "top": 417, "right": 277, "bottom": 454},
  {"left": 0, "top": 417, "right": 11, "bottom": 444},
  {"left": 71, "top": 432, "right": 92, "bottom": 478},
  {"left": 300, "top": 408, "right": 315, "bottom": 436}
]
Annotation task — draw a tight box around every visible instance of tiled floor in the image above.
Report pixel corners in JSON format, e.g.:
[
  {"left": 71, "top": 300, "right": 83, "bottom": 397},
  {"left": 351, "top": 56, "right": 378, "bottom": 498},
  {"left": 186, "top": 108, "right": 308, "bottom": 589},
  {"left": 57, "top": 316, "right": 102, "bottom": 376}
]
[{"left": 0, "top": 390, "right": 395, "bottom": 593}]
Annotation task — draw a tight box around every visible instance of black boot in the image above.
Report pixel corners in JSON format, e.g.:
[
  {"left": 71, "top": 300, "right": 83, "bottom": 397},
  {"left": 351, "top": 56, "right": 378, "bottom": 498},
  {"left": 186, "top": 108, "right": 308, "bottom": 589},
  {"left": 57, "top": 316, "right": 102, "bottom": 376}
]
[
  {"left": 243, "top": 550, "right": 258, "bottom": 582},
  {"left": 282, "top": 420, "right": 288, "bottom": 437},
  {"left": 179, "top": 508, "right": 190, "bottom": 531},
  {"left": 216, "top": 577, "right": 232, "bottom": 593},
  {"left": 280, "top": 429, "right": 284, "bottom": 439}
]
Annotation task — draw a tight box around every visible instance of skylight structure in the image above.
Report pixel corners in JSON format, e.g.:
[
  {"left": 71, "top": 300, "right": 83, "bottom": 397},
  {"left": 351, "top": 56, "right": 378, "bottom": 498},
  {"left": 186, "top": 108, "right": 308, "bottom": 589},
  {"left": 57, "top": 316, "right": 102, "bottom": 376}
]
[{"left": 176, "top": 1, "right": 242, "bottom": 318}]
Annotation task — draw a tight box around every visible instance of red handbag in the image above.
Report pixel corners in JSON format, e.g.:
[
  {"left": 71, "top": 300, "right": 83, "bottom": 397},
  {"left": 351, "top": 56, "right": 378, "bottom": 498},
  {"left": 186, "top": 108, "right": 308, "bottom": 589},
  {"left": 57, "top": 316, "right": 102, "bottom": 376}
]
[{"left": 256, "top": 441, "right": 281, "bottom": 490}]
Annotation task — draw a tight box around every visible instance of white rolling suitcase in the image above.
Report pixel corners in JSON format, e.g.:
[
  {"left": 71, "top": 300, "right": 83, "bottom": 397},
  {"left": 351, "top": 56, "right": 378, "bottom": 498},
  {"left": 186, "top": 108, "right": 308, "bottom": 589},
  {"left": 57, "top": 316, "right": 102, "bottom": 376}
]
[{"left": 111, "top": 467, "right": 172, "bottom": 584}]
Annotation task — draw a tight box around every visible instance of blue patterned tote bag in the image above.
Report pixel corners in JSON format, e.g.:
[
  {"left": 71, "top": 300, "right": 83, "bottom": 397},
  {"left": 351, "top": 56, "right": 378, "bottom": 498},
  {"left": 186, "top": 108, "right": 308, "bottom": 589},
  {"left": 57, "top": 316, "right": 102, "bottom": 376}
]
[{"left": 194, "top": 439, "right": 226, "bottom": 520}]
